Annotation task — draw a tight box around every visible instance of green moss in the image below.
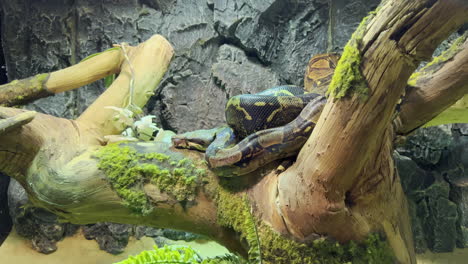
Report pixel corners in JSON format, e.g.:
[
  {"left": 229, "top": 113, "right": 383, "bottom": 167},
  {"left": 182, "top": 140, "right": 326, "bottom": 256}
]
[
  {"left": 216, "top": 188, "right": 261, "bottom": 263},
  {"left": 327, "top": 12, "right": 375, "bottom": 100},
  {"left": 35, "top": 73, "right": 49, "bottom": 83},
  {"left": 177, "top": 158, "right": 191, "bottom": 167},
  {"left": 216, "top": 188, "right": 394, "bottom": 263},
  {"left": 143, "top": 152, "right": 170, "bottom": 162},
  {"left": 95, "top": 143, "right": 207, "bottom": 215},
  {"left": 424, "top": 106, "right": 468, "bottom": 127},
  {"left": 32, "top": 73, "right": 49, "bottom": 92}
]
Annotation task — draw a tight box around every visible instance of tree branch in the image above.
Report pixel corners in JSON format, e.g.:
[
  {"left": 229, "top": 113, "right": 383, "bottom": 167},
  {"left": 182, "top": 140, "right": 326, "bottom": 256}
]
[
  {"left": 0, "top": 49, "right": 123, "bottom": 106},
  {"left": 397, "top": 36, "right": 468, "bottom": 134},
  {"left": 0, "top": 106, "right": 246, "bottom": 256},
  {"left": 0, "top": 110, "right": 36, "bottom": 135},
  {"left": 77, "top": 35, "right": 174, "bottom": 137},
  {"left": 0, "top": 34, "right": 174, "bottom": 140}
]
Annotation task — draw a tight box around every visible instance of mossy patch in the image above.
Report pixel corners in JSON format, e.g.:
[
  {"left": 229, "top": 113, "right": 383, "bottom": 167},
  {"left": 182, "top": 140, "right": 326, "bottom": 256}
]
[
  {"left": 95, "top": 143, "right": 206, "bottom": 215},
  {"left": 216, "top": 188, "right": 394, "bottom": 263},
  {"left": 327, "top": 12, "right": 375, "bottom": 100},
  {"left": 32, "top": 73, "right": 49, "bottom": 91},
  {"left": 216, "top": 188, "right": 262, "bottom": 263}
]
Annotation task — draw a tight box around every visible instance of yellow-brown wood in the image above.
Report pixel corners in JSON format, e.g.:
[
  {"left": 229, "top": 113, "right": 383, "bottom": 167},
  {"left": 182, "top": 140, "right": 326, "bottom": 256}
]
[
  {"left": 77, "top": 35, "right": 174, "bottom": 136},
  {"left": 0, "top": 48, "right": 124, "bottom": 106},
  {"left": 397, "top": 38, "right": 468, "bottom": 134},
  {"left": 0, "top": 110, "right": 36, "bottom": 134},
  {"left": 46, "top": 48, "right": 124, "bottom": 94}
]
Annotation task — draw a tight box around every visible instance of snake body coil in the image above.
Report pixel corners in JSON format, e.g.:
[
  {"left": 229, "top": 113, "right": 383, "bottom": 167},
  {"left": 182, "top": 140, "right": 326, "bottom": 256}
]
[
  {"left": 172, "top": 53, "right": 339, "bottom": 177},
  {"left": 207, "top": 95, "right": 326, "bottom": 176}
]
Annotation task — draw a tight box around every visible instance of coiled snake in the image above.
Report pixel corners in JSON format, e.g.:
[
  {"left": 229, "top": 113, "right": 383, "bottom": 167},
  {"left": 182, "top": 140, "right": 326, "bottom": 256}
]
[{"left": 172, "top": 53, "right": 340, "bottom": 176}]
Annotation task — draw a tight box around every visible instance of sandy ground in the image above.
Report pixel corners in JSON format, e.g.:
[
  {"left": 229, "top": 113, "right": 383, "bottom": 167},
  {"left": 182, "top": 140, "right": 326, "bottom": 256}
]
[
  {"left": 0, "top": 229, "right": 229, "bottom": 264},
  {"left": 417, "top": 248, "right": 468, "bottom": 264},
  {"left": 1, "top": 228, "right": 467, "bottom": 263}
]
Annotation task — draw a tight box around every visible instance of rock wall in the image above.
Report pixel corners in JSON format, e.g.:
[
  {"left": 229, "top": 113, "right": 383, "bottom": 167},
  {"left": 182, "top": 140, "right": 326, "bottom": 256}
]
[
  {"left": 0, "top": 0, "right": 466, "bottom": 256},
  {"left": 397, "top": 124, "right": 468, "bottom": 253},
  {"left": 0, "top": 0, "right": 378, "bottom": 126}
]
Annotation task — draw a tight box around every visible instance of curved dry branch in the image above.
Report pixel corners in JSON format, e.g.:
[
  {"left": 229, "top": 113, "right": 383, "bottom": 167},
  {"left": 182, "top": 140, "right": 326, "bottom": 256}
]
[
  {"left": 397, "top": 37, "right": 468, "bottom": 134},
  {"left": 0, "top": 35, "right": 174, "bottom": 139},
  {"left": 77, "top": 35, "right": 174, "bottom": 137},
  {"left": 0, "top": 110, "right": 36, "bottom": 135}
]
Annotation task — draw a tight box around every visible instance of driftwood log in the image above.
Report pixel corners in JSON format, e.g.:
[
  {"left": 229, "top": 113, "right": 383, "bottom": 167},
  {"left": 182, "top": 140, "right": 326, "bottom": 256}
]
[{"left": 0, "top": 1, "right": 467, "bottom": 263}]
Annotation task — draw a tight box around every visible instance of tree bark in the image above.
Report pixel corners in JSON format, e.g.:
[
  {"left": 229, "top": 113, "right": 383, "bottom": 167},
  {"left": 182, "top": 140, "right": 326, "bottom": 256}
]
[
  {"left": 397, "top": 36, "right": 468, "bottom": 134},
  {"left": 0, "top": 48, "right": 123, "bottom": 107},
  {"left": 273, "top": 1, "right": 468, "bottom": 263},
  {"left": 0, "top": 1, "right": 467, "bottom": 264}
]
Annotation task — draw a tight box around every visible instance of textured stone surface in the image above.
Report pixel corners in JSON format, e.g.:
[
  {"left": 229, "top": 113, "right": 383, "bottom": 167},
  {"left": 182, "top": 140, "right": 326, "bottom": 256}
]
[
  {"left": 398, "top": 125, "right": 454, "bottom": 167},
  {"left": 7, "top": 179, "right": 79, "bottom": 254},
  {"left": 397, "top": 153, "right": 459, "bottom": 253},
  {"left": 442, "top": 140, "right": 468, "bottom": 248},
  {"left": 82, "top": 223, "right": 201, "bottom": 254},
  {"left": 161, "top": 229, "right": 200, "bottom": 242},
  {"left": 83, "top": 223, "right": 131, "bottom": 255},
  {"left": 396, "top": 123, "right": 468, "bottom": 254},
  {"left": 0, "top": 173, "right": 11, "bottom": 245},
  {"left": 0, "top": 0, "right": 380, "bottom": 127},
  {"left": 395, "top": 153, "right": 432, "bottom": 253},
  {"left": 416, "top": 179, "right": 458, "bottom": 253}
]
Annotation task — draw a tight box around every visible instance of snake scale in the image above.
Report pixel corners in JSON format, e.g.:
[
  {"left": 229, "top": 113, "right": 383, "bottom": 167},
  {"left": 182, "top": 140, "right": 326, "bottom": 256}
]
[{"left": 172, "top": 53, "right": 340, "bottom": 177}]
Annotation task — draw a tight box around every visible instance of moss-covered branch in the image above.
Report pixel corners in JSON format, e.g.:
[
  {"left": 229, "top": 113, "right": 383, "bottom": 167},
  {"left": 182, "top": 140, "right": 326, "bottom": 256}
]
[
  {"left": 94, "top": 142, "right": 207, "bottom": 215},
  {"left": 0, "top": 48, "right": 123, "bottom": 106},
  {"left": 0, "top": 74, "right": 50, "bottom": 106},
  {"left": 0, "top": 108, "right": 245, "bottom": 256},
  {"left": 217, "top": 187, "right": 394, "bottom": 263}
]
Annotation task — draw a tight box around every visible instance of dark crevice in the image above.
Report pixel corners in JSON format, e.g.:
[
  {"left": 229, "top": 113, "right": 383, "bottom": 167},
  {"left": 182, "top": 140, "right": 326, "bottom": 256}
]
[
  {"left": 138, "top": 0, "right": 176, "bottom": 14},
  {"left": 64, "top": 0, "right": 80, "bottom": 118},
  {"left": 214, "top": 17, "right": 270, "bottom": 67},
  {"left": 344, "top": 191, "right": 355, "bottom": 208},
  {"left": 217, "top": 34, "right": 270, "bottom": 67},
  {"left": 0, "top": 3, "right": 12, "bottom": 246},
  {"left": 159, "top": 104, "right": 177, "bottom": 133},
  {"left": 389, "top": 1, "right": 436, "bottom": 44}
]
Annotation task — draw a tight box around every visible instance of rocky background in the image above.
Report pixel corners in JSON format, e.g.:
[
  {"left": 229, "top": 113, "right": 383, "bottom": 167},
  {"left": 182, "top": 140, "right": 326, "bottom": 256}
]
[{"left": 0, "top": 0, "right": 466, "bottom": 256}]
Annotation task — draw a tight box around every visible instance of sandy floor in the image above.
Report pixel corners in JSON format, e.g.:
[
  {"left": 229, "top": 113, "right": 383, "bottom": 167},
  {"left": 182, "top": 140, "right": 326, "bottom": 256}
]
[
  {"left": 0, "top": 229, "right": 229, "bottom": 264},
  {"left": 417, "top": 248, "right": 468, "bottom": 264},
  {"left": 1, "top": 229, "right": 467, "bottom": 263}
]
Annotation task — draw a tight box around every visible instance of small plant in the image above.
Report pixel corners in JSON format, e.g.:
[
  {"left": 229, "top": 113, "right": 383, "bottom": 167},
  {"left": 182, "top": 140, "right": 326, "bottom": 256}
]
[{"left": 115, "top": 245, "right": 246, "bottom": 264}]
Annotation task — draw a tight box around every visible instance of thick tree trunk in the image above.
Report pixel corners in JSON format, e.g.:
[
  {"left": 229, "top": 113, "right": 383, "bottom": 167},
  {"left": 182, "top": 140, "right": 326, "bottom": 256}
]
[
  {"left": 0, "top": 1, "right": 467, "bottom": 263},
  {"left": 273, "top": 1, "right": 468, "bottom": 263}
]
